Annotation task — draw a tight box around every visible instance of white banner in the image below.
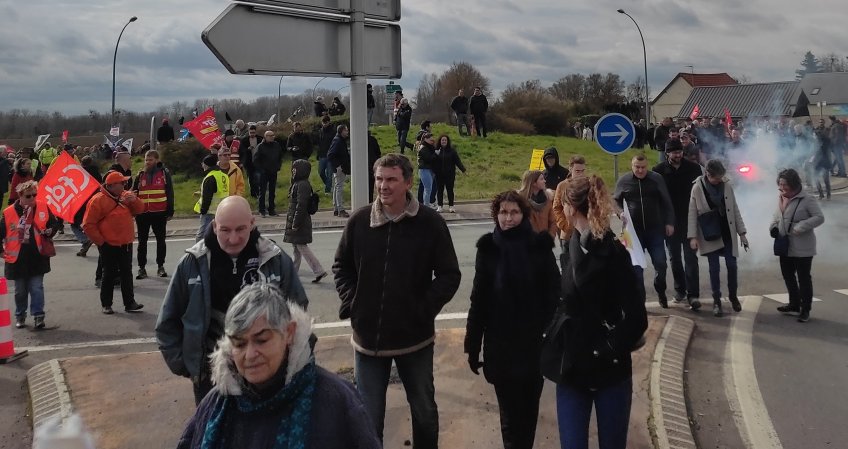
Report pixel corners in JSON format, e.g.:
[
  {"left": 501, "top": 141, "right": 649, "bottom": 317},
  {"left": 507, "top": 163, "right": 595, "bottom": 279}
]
[
  {"left": 109, "top": 126, "right": 120, "bottom": 137},
  {"left": 34, "top": 134, "right": 50, "bottom": 152},
  {"left": 121, "top": 138, "right": 133, "bottom": 152},
  {"left": 621, "top": 199, "right": 647, "bottom": 268}
]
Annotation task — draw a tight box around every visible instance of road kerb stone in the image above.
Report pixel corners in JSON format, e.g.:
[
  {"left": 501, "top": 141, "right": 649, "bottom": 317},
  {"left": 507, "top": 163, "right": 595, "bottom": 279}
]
[
  {"left": 650, "top": 315, "right": 696, "bottom": 449},
  {"left": 26, "top": 359, "right": 73, "bottom": 430}
]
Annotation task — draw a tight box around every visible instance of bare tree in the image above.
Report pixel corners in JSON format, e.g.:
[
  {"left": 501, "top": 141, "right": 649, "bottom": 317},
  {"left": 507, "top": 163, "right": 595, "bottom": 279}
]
[
  {"left": 549, "top": 74, "right": 585, "bottom": 103},
  {"left": 626, "top": 76, "right": 645, "bottom": 103}
]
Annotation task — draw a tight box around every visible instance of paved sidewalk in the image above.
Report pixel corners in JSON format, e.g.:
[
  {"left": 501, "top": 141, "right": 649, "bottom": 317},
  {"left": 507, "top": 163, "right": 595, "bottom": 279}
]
[
  {"left": 27, "top": 318, "right": 684, "bottom": 449},
  {"left": 52, "top": 201, "right": 494, "bottom": 242}
]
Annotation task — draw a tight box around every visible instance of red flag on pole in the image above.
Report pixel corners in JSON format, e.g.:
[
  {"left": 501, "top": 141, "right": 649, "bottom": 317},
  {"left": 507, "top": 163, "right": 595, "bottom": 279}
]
[
  {"left": 61, "top": 130, "right": 69, "bottom": 143},
  {"left": 36, "top": 152, "right": 101, "bottom": 222},
  {"left": 724, "top": 108, "right": 733, "bottom": 134},
  {"left": 183, "top": 108, "right": 223, "bottom": 150},
  {"left": 689, "top": 105, "right": 700, "bottom": 120}
]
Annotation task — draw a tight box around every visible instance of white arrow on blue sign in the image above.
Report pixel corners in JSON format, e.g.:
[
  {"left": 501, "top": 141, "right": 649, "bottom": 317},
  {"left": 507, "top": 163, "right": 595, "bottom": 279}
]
[{"left": 594, "top": 113, "right": 636, "bottom": 155}]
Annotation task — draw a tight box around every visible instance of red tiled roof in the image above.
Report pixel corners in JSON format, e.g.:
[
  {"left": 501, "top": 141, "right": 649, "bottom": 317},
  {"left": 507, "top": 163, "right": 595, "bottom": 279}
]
[{"left": 678, "top": 73, "right": 737, "bottom": 87}]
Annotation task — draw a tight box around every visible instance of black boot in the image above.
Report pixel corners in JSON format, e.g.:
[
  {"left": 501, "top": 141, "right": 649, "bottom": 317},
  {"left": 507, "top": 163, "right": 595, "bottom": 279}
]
[
  {"left": 688, "top": 297, "right": 702, "bottom": 311},
  {"left": 729, "top": 297, "right": 742, "bottom": 312},
  {"left": 798, "top": 309, "right": 810, "bottom": 322},
  {"left": 713, "top": 297, "right": 723, "bottom": 317},
  {"left": 34, "top": 314, "right": 45, "bottom": 329}
]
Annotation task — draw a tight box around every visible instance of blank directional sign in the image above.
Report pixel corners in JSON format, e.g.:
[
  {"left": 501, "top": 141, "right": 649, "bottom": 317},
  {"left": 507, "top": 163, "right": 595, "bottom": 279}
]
[
  {"left": 594, "top": 113, "right": 636, "bottom": 155},
  {"left": 241, "top": 0, "right": 401, "bottom": 21},
  {"left": 202, "top": 3, "right": 402, "bottom": 78}
]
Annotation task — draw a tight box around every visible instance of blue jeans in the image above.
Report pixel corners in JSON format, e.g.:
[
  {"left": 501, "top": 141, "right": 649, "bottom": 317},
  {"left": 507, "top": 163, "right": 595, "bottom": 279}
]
[
  {"left": 706, "top": 238, "right": 737, "bottom": 300},
  {"left": 355, "top": 344, "right": 438, "bottom": 449},
  {"left": 318, "top": 157, "right": 332, "bottom": 193},
  {"left": 15, "top": 275, "right": 45, "bottom": 318},
  {"left": 196, "top": 214, "right": 213, "bottom": 242},
  {"left": 367, "top": 108, "right": 375, "bottom": 126},
  {"left": 833, "top": 144, "right": 846, "bottom": 176},
  {"left": 418, "top": 169, "right": 434, "bottom": 206},
  {"left": 70, "top": 223, "right": 89, "bottom": 244},
  {"left": 633, "top": 229, "right": 668, "bottom": 301},
  {"left": 556, "top": 378, "right": 632, "bottom": 449}
]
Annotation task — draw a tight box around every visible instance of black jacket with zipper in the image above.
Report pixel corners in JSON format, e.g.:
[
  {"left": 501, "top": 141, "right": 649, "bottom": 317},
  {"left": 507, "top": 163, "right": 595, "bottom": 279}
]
[
  {"left": 613, "top": 171, "right": 675, "bottom": 241},
  {"left": 332, "top": 196, "right": 461, "bottom": 356}
]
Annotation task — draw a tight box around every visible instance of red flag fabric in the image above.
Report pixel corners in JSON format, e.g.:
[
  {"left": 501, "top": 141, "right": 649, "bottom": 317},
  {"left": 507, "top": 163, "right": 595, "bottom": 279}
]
[
  {"left": 724, "top": 108, "right": 732, "bottom": 133},
  {"left": 36, "top": 152, "right": 100, "bottom": 222},
  {"left": 689, "top": 105, "right": 700, "bottom": 120},
  {"left": 61, "top": 130, "right": 69, "bottom": 143},
  {"left": 183, "top": 108, "right": 223, "bottom": 150}
]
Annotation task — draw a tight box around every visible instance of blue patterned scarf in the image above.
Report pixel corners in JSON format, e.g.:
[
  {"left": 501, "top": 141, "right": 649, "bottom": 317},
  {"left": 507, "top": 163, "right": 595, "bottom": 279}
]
[{"left": 201, "top": 359, "right": 317, "bottom": 449}]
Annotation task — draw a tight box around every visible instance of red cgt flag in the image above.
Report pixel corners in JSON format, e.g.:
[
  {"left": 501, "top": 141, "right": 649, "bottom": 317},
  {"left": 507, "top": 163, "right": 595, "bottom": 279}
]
[
  {"left": 724, "top": 108, "right": 733, "bottom": 133},
  {"left": 61, "top": 130, "right": 69, "bottom": 143},
  {"left": 689, "top": 104, "right": 700, "bottom": 120},
  {"left": 36, "top": 152, "right": 100, "bottom": 222},
  {"left": 183, "top": 108, "right": 223, "bottom": 150}
]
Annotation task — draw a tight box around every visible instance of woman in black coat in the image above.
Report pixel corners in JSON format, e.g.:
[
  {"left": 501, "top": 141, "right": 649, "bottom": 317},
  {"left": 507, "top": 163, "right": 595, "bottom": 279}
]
[
  {"left": 552, "top": 175, "right": 647, "bottom": 449},
  {"left": 434, "top": 134, "right": 466, "bottom": 213},
  {"left": 465, "top": 190, "right": 560, "bottom": 449},
  {"left": 283, "top": 159, "right": 326, "bottom": 283}
]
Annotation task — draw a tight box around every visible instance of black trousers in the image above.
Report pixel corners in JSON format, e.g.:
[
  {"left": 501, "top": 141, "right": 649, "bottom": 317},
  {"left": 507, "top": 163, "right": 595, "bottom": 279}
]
[
  {"left": 493, "top": 376, "right": 544, "bottom": 449},
  {"left": 99, "top": 243, "right": 134, "bottom": 308},
  {"left": 779, "top": 256, "right": 814, "bottom": 310},
  {"left": 136, "top": 213, "right": 168, "bottom": 267},
  {"left": 192, "top": 359, "right": 214, "bottom": 405},
  {"left": 436, "top": 176, "right": 456, "bottom": 206},
  {"left": 258, "top": 170, "right": 278, "bottom": 213},
  {"left": 473, "top": 113, "right": 488, "bottom": 137}
]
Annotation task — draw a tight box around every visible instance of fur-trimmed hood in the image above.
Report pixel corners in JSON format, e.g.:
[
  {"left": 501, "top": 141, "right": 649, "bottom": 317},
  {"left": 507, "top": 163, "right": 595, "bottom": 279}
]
[{"left": 210, "top": 301, "right": 314, "bottom": 396}]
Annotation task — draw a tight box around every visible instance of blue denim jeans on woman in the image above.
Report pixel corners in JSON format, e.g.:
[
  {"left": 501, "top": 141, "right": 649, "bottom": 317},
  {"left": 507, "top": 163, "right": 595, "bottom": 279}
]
[
  {"left": 318, "top": 157, "right": 332, "bottom": 193},
  {"left": 556, "top": 377, "right": 632, "bottom": 449},
  {"left": 355, "top": 343, "right": 438, "bottom": 449},
  {"left": 15, "top": 275, "right": 45, "bottom": 318},
  {"left": 418, "top": 168, "right": 434, "bottom": 207}
]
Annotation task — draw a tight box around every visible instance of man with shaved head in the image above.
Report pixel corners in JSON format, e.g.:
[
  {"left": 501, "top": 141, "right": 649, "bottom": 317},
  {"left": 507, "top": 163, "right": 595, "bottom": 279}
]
[{"left": 155, "top": 196, "right": 307, "bottom": 404}]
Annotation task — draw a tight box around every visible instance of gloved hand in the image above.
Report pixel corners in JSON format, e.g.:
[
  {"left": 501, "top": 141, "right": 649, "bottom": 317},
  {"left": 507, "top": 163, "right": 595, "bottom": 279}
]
[
  {"left": 770, "top": 227, "right": 779, "bottom": 238},
  {"left": 468, "top": 355, "right": 483, "bottom": 375}
]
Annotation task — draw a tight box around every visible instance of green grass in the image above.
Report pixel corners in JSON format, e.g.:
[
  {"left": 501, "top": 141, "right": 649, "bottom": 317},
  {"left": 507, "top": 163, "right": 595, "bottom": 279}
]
[{"left": 159, "top": 124, "right": 648, "bottom": 216}]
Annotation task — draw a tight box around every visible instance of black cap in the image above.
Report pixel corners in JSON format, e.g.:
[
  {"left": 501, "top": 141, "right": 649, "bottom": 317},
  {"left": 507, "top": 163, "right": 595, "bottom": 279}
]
[{"left": 202, "top": 155, "right": 218, "bottom": 167}]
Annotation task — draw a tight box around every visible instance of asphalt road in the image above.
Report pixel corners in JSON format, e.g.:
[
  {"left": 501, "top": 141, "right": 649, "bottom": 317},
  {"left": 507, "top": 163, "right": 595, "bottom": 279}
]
[{"left": 3, "top": 191, "right": 848, "bottom": 448}]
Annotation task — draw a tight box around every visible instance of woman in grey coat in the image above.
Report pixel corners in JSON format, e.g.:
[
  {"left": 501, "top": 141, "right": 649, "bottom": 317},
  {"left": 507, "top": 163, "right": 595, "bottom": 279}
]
[
  {"left": 687, "top": 160, "right": 749, "bottom": 317},
  {"left": 769, "top": 168, "right": 824, "bottom": 322},
  {"left": 284, "top": 159, "right": 327, "bottom": 283}
]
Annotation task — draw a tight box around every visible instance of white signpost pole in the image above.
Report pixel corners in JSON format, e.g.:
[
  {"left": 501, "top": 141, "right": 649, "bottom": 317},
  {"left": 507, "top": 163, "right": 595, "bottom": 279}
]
[{"left": 348, "top": 0, "right": 369, "bottom": 209}]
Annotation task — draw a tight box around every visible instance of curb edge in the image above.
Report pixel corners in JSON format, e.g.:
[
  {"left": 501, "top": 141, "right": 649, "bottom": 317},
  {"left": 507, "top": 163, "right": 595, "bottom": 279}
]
[
  {"left": 650, "top": 315, "right": 697, "bottom": 449},
  {"left": 26, "top": 359, "right": 73, "bottom": 430}
]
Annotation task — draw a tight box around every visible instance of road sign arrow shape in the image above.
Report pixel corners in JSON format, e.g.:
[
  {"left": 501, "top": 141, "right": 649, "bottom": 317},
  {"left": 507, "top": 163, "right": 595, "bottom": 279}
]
[{"left": 600, "top": 123, "right": 630, "bottom": 145}]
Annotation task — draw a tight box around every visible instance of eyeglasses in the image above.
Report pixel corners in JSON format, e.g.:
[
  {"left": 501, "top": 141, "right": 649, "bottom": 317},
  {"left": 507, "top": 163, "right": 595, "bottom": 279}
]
[
  {"left": 22, "top": 194, "right": 36, "bottom": 199},
  {"left": 497, "top": 210, "right": 522, "bottom": 217}
]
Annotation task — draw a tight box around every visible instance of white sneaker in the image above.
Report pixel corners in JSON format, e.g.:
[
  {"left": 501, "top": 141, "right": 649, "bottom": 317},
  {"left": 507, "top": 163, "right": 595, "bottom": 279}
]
[
  {"left": 436, "top": 206, "right": 443, "bottom": 212},
  {"left": 449, "top": 206, "right": 456, "bottom": 213},
  {"left": 429, "top": 203, "right": 437, "bottom": 210}
]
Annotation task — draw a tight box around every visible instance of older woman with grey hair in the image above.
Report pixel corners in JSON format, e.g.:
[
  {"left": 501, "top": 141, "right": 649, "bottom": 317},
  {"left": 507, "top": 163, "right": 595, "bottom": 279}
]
[{"left": 177, "top": 283, "right": 380, "bottom": 449}]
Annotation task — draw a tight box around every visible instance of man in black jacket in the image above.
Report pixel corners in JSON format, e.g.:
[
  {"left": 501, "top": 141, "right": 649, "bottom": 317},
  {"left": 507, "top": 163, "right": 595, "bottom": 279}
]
[
  {"left": 333, "top": 153, "right": 461, "bottom": 448},
  {"left": 316, "top": 116, "right": 335, "bottom": 194},
  {"left": 653, "top": 139, "right": 703, "bottom": 310},
  {"left": 613, "top": 153, "right": 675, "bottom": 307},
  {"left": 239, "top": 125, "right": 262, "bottom": 198},
  {"left": 653, "top": 117, "right": 672, "bottom": 163},
  {"left": 156, "top": 118, "right": 175, "bottom": 144},
  {"left": 542, "top": 146, "right": 569, "bottom": 190},
  {"left": 450, "top": 89, "right": 469, "bottom": 136},
  {"left": 469, "top": 87, "right": 489, "bottom": 137},
  {"left": 367, "top": 84, "right": 376, "bottom": 126},
  {"left": 286, "top": 121, "right": 313, "bottom": 161},
  {"left": 327, "top": 125, "right": 350, "bottom": 217},
  {"left": 253, "top": 131, "right": 283, "bottom": 217}
]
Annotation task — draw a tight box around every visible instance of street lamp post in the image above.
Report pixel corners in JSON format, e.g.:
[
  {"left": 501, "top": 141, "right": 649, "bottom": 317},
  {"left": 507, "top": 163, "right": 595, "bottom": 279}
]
[
  {"left": 278, "top": 75, "right": 284, "bottom": 123},
  {"left": 311, "top": 76, "right": 328, "bottom": 102},
  {"left": 618, "top": 9, "right": 649, "bottom": 124},
  {"left": 111, "top": 16, "right": 137, "bottom": 127}
]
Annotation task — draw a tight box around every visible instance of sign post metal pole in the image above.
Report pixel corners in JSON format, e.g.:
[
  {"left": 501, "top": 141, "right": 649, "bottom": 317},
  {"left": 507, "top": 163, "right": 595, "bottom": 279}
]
[{"left": 349, "top": 0, "right": 369, "bottom": 209}]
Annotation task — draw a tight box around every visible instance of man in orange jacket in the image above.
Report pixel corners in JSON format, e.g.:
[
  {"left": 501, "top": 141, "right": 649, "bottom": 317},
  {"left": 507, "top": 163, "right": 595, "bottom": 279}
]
[{"left": 83, "top": 171, "right": 146, "bottom": 314}]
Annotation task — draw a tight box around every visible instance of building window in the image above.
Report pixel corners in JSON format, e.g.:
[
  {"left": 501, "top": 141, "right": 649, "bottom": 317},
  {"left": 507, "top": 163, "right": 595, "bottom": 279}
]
[{"left": 811, "top": 88, "right": 821, "bottom": 95}]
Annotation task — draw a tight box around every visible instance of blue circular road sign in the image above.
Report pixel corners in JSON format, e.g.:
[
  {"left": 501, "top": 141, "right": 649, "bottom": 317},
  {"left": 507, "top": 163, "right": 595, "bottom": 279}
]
[{"left": 594, "top": 113, "right": 636, "bottom": 155}]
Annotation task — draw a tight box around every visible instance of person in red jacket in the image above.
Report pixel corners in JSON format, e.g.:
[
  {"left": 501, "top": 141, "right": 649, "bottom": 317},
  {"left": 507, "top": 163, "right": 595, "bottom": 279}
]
[{"left": 83, "top": 171, "right": 145, "bottom": 314}]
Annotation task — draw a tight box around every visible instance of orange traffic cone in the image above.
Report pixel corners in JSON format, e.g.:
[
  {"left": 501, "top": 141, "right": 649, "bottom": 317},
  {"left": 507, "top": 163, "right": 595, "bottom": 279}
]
[{"left": 0, "top": 277, "right": 28, "bottom": 364}]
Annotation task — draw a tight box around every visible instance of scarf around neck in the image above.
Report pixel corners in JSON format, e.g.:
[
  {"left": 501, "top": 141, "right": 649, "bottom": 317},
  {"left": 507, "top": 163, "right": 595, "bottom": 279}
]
[
  {"left": 201, "top": 359, "right": 317, "bottom": 449},
  {"left": 492, "top": 218, "right": 534, "bottom": 296}
]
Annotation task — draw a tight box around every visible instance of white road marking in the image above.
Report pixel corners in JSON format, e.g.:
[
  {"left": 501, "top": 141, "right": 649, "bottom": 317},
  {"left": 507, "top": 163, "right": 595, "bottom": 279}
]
[
  {"left": 724, "top": 295, "right": 785, "bottom": 449},
  {"left": 17, "top": 312, "right": 470, "bottom": 353},
  {"left": 762, "top": 293, "right": 821, "bottom": 304},
  {"left": 835, "top": 289, "right": 848, "bottom": 296},
  {"left": 55, "top": 221, "right": 492, "bottom": 247}
]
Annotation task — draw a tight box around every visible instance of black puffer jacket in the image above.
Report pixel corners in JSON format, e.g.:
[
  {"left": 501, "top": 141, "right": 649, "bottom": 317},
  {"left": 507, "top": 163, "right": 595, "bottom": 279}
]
[
  {"left": 283, "top": 160, "right": 313, "bottom": 245},
  {"left": 557, "top": 230, "right": 647, "bottom": 389},
  {"left": 436, "top": 145, "right": 466, "bottom": 180},
  {"left": 465, "top": 230, "right": 560, "bottom": 384}
]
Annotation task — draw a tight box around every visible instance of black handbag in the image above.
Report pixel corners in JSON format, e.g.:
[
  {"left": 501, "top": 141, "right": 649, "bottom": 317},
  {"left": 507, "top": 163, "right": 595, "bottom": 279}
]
[
  {"left": 773, "top": 200, "right": 799, "bottom": 257},
  {"left": 697, "top": 179, "right": 723, "bottom": 241},
  {"left": 539, "top": 308, "right": 576, "bottom": 384}
]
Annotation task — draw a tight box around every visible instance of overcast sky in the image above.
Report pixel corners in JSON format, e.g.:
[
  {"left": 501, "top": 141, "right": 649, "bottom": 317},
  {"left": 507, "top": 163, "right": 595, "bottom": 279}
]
[{"left": 2, "top": 0, "right": 847, "bottom": 115}]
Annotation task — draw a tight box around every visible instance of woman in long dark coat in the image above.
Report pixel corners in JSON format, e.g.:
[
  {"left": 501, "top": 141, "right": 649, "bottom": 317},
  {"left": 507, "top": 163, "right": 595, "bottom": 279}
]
[
  {"left": 283, "top": 159, "right": 326, "bottom": 283},
  {"left": 465, "top": 190, "right": 560, "bottom": 449}
]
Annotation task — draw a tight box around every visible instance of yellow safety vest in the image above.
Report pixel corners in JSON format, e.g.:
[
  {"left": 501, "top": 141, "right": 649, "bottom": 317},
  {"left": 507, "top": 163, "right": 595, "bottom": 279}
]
[{"left": 194, "top": 170, "right": 229, "bottom": 214}]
